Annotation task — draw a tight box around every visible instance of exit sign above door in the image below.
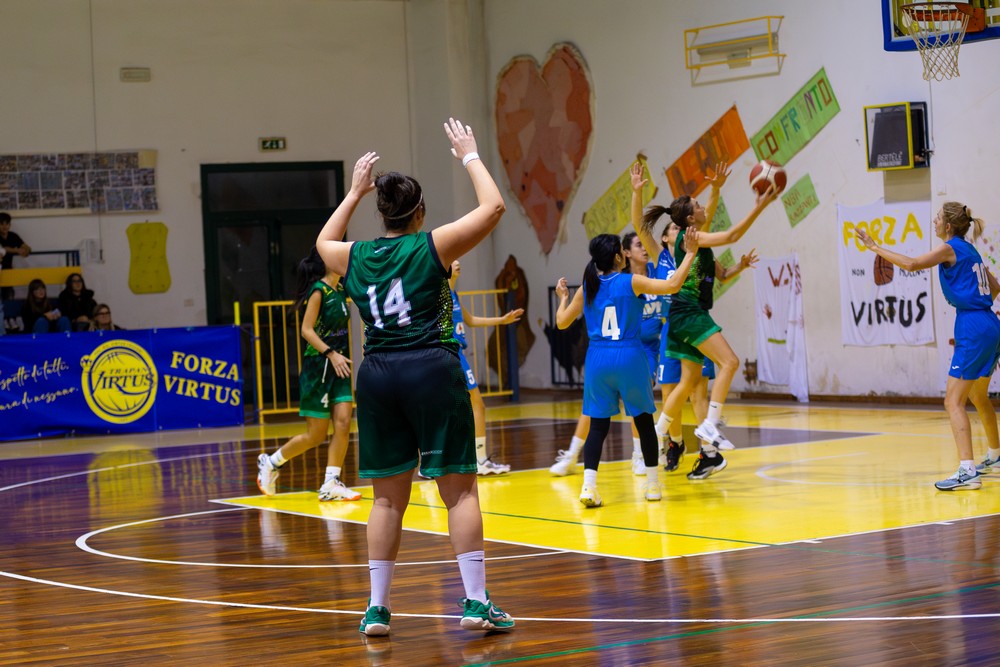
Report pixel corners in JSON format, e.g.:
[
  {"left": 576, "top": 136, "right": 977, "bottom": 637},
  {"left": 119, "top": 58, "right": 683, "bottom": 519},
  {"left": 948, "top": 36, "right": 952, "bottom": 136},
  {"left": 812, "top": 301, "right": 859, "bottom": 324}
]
[{"left": 259, "top": 137, "right": 287, "bottom": 151}]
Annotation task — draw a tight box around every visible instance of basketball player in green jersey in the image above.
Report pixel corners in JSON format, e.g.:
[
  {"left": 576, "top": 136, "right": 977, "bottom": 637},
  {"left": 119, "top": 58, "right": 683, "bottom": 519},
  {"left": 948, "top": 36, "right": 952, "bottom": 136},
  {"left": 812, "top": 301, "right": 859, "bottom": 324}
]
[
  {"left": 316, "top": 119, "right": 514, "bottom": 637},
  {"left": 256, "top": 247, "right": 359, "bottom": 501}
]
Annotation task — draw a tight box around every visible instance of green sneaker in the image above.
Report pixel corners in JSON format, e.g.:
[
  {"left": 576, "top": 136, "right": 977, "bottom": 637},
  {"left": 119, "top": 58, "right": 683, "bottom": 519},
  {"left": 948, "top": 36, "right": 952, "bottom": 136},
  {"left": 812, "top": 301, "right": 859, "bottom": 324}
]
[
  {"left": 359, "top": 601, "right": 391, "bottom": 636},
  {"left": 459, "top": 591, "right": 514, "bottom": 631}
]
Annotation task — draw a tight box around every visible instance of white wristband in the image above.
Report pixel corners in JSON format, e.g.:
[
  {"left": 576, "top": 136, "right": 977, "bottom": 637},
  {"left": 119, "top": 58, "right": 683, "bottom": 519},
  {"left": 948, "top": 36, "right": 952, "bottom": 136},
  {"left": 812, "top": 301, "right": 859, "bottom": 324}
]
[{"left": 462, "top": 152, "right": 480, "bottom": 167}]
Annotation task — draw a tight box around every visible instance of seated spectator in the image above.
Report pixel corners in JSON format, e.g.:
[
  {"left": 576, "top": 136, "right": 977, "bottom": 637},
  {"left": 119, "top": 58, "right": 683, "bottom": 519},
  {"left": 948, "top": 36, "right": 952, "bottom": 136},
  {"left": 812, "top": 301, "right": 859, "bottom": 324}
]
[
  {"left": 58, "top": 272, "right": 97, "bottom": 332},
  {"left": 23, "top": 278, "right": 70, "bottom": 334},
  {"left": 89, "top": 303, "right": 124, "bottom": 331},
  {"left": 0, "top": 212, "right": 31, "bottom": 302},
  {"left": 0, "top": 246, "right": 5, "bottom": 337}
]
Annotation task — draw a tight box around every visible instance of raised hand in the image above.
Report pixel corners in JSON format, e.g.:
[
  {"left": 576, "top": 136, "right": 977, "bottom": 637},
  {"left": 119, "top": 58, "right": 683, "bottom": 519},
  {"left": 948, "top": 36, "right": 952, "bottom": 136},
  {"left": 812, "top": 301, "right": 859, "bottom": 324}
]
[
  {"left": 856, "top": 229, "right": 876, "bottom": 249},
  {"left": 555, "top": 277, "right": 570, "bottom": 299},
  {"left": 350, "top": 152, "right": 379, "bottom": 198},
  {"left": 683, "top": 228, "right": 700, "bottom": 253},
  {"left": 500, "top": 308, "right": 525, "bottom": 324},
  {"left": 740, "top": 248, "right": 759, "bottom": 270},
  {"left": 630, "top": 161, "right": 649, "bottom": 193},
  {"left": 444, "top": 117, "right": 479, "bottom": 161},
  {"left": 706, "top": 161, "right": 731, "bottom": 189},
  {"left": 755, "top": 183, "right": 779, "bottom": 208}
]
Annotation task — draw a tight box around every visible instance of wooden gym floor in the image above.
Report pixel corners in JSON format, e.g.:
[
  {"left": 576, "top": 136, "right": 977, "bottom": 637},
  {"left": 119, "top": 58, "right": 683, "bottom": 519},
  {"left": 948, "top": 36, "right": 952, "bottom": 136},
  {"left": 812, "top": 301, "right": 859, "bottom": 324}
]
[{"left": 2, "top": 393, "right": 998, "bottom": 665}]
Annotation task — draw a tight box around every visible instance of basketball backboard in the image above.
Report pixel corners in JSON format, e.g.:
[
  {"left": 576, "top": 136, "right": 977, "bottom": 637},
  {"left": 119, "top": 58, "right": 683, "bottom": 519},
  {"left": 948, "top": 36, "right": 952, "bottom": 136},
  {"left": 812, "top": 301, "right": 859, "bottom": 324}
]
[{"left": 882, "top": 0, "right": 1000, "bottom": 50}]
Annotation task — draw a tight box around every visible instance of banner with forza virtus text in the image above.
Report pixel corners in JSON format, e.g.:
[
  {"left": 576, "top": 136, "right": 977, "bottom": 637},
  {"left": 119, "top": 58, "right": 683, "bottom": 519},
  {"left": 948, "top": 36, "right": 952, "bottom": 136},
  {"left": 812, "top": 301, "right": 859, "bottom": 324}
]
[
  {"left": 0, "top": 326, "right": 242, "bottom": 441},
  {"left": 837, "top": 199, "right": 934, "bottom": 346}
]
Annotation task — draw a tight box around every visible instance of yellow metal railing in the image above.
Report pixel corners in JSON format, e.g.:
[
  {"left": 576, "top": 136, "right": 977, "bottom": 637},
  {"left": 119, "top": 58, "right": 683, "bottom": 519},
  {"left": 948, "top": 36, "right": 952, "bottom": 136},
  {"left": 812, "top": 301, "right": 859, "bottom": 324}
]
[{"left": 251, "top": 289, "right": 515, "bottom": 421}]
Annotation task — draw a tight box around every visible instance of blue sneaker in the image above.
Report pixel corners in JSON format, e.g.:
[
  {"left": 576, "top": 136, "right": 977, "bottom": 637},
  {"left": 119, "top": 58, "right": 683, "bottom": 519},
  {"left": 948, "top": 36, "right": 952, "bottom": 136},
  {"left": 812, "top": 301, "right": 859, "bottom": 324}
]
[
  {"left": 459, "top": 591, "right": 514, "bottom": 631},
  {"left": 359, "top": 601, "right": 391, "bottom": 636},
  {"left": 934, "top": 468, "right": 982, "bottom": 491},
  {"left": 975, "top": 455, "right": 1000, "bottom": 474}
]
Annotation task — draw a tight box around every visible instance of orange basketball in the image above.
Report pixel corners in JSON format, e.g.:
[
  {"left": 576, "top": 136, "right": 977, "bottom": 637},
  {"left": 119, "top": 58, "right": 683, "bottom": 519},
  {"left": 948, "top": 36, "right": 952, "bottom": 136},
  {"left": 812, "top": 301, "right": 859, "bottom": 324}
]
[{"left": 749, "top": 159, "right": 787, "bottom": 196}]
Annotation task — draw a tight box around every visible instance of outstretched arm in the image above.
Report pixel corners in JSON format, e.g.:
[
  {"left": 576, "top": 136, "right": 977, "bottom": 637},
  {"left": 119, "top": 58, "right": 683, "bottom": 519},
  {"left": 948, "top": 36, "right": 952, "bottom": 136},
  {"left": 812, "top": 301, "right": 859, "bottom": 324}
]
[
  {"left": 316, "top": 152, "right": 379, "bottom": 275},
  {"left": 555, "top": 278, "right": 584, "bottom": 329},
  {"left": 717, "top": 248, "right": 758, "bottom": 283},
  {"left": 856, "top": 229, "right": 954, "bottom": 271},
  {"left": 703, "top": 161, "right": 731, "bottom": 228},
  {"left": 465, "top": 307, "right": 524, "bottom": 327},
  {"left": 630, "top": 162, "right": 661, "bottom": 259},
  {"left": 431, "top": 118, "right": 506, "bottom": 267},
  {"left": 632, "top": 229, "right": 700, "bottom": 295},
  {"left": 698, "top": 185, "right": 778, "bottom": 248}
]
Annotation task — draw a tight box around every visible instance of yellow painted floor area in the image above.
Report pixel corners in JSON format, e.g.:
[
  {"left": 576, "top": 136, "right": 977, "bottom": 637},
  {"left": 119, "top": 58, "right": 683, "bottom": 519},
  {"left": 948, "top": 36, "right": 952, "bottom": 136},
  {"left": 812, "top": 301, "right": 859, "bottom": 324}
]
[{"left": 219, "top": 401, "right": 1000, "bottom": 561}]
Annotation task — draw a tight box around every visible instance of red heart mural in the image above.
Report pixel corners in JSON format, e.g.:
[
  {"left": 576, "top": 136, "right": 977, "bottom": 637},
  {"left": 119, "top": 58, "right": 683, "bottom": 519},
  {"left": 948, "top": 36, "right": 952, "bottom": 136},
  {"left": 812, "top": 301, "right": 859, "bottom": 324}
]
[{"left": 495, "top": 43, "right": 594, "bottom": 255}]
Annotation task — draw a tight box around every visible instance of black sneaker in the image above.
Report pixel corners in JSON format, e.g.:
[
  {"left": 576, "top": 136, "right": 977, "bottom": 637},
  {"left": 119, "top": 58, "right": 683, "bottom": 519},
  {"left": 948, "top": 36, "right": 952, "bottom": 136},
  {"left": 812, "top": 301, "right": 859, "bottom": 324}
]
[
  {"left": 687, "top": 451, "right": 727, "bottom": 480},
  {"left": 664, "top": 441, "right": 684, "bottom": 472}
]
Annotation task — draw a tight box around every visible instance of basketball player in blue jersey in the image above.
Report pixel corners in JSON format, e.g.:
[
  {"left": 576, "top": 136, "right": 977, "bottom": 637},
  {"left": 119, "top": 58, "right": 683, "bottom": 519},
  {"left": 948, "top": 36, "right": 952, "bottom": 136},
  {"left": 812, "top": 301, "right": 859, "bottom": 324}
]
[
  {"left": 315, "top": 119, "right": 514, "bottom": 636},
  {"left": 858, "top": 202, "right": 1000, "bottom": 491},
  {"left": 640, "top": 161, "right": 775, "bottom": 480},
  {"left": 448, "top": 259, "right": 523, "bottom": 475},
  {"left": 629, "top": 162, "right": 757, "bottom": 476},
  {"left": 555, "top": 232, "right": 699, "bottom": 507}
]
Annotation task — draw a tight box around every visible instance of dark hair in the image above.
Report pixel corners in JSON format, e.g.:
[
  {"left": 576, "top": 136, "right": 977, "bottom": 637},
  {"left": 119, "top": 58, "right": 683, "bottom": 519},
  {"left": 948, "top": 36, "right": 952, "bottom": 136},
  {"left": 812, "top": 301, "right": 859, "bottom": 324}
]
[
  {"left": 640, "top": 195, "right": 695, "bottom": 238},
  {"left": 0, "top": 212, "right": 10, "bottom": 224},
  {"left": 294, "top": 247, "right": 328, "bottom": 308},
  {"left": 64, "top": 272, "right": 86, "bottom": 290},
  {"left": 621, "top": 232, "right": 639, "bottom": 274},
  {"left": 27, "top": 278, "right": 51, "bottom": 314},
  {"left": 940, "top": 201, "right": 984, "bottom": 242},
  {"left": 583, "top": 234, "right": 621, "bottom": 305},
  {"left": 375, "top": 171, "right": 424, "bottom": 233}
]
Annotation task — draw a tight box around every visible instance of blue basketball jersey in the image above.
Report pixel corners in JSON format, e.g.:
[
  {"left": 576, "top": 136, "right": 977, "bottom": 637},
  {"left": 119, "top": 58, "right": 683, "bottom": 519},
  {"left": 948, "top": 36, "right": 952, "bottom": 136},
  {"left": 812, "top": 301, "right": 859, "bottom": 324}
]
[
  {"left": 940, "top": 238, "right": 992, "bottom": 311},
  {"left": 653, "top": 248, "right": 676, "bottom": 314},
  {"left": 582, "top": 272, "right": 644, "bottom": 345},
  {"left": 450, "top": 289, "right": 468, "bottom": 349}
]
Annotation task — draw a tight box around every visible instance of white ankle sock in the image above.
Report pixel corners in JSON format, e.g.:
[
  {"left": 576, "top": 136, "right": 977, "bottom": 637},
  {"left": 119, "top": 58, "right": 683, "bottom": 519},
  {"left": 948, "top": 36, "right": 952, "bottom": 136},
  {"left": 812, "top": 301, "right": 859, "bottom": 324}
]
[
  {"left": 269, "top": 450, "right": 287, "bottom": 468},
  {"left": 475, "top": 436, "right": 487, "bottom": 464},
  {"left": 583, "top": 468, "right": 598, "bottom": 488},
  {"left": 569, "top": 435, "right": 585, "bottom": 454},
  {"left": 368, "top": 559, "right": 395, "bottom": 609},
  {"left": 457, "top": 550, "right": 487, "bottom": 604},
  {"left": 707, "top": 402, "right": 723, "bottom": 425},
  {"left": 325, "top": 465, "right": 339, "bottom": 482}
]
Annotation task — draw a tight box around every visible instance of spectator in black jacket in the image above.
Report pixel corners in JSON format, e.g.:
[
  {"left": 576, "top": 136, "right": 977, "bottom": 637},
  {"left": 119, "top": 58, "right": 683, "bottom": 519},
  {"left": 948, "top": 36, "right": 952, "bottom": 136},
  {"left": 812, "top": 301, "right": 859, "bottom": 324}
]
[{"left": 58, "top": 273, "right": 97, "bottom": 332}]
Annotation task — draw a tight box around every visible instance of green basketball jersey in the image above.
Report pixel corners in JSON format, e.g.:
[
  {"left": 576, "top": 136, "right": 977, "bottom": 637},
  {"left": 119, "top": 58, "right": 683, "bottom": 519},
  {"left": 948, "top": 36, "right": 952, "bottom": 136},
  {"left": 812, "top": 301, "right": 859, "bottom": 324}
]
[
  {"left": 303, "top": 280, "right": 350, "bottom": 357},
  {"left": 674, "top": 227, "right": 716, "bottom": 311},
  {"left": 344, "top": 232, "right": 458, "bottom": 353}
]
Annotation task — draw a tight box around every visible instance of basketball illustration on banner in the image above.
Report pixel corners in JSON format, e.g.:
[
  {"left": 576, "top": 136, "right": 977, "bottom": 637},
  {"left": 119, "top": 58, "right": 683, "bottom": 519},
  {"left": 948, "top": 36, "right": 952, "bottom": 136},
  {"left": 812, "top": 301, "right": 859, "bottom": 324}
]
[
  {"left": 874, "top": 253, "right": 895, "bottom": 286},
  {"left": 749, "top": 159, "right": 787, "bottom": 195}
]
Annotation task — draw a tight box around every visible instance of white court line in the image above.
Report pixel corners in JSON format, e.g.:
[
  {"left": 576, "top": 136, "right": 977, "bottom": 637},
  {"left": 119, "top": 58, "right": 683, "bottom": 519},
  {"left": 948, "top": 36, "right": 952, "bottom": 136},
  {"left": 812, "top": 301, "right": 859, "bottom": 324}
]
[
  {"left": 76, "top": 506, "right": 568, "bottom": 568},
  {"left": 2, "top": 569, "right": 998, "bottom": 624}
]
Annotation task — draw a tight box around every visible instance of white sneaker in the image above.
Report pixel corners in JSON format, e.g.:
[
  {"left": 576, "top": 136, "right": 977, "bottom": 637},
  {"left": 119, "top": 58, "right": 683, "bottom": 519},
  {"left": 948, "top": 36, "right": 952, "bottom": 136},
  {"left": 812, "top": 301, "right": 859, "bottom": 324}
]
[
  {"left": 694, "top": 419, "right": 735, "bottom": 450},
  {"left": 318, "top": 475, "right": 361, "bottom": 501},
  {"left": 631, "top": 451, "right": 646, "bottom": 476},
  {"left": 257, "top": 453, "right": 279, "bottom": 496},
  {"left": 644, "top": 481, "right": 663, "bottom": 502},
  {"left": 549, "top": 449, "right": 579, "bottom": 476},
  {"left": 579, "top": 485, "right": 603, "bottom": 507},
  {"left": 477, "top": 458, "right": 511, "bottom": 475}
]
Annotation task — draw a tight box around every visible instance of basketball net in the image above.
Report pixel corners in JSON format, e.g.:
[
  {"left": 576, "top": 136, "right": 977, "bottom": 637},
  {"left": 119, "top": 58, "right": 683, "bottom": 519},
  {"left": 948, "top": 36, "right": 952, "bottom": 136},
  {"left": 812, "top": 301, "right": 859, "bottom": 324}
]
[{"left": 901, "top": 2, "right": 971, "bottom": 81}]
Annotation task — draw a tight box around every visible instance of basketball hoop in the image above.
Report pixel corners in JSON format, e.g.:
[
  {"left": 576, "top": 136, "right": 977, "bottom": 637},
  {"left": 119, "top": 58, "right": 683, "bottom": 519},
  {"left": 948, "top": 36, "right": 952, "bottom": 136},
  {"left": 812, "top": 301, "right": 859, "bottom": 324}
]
[{"left": 900, "top": 2, "right": 974, "bottom": 81}]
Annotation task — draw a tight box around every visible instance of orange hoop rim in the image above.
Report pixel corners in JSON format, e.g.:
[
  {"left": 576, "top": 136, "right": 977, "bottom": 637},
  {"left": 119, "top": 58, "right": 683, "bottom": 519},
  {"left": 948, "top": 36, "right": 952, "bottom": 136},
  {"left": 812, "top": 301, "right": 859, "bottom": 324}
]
[{"left": 901, "top": 2, "right": 972, "bottom": 23}]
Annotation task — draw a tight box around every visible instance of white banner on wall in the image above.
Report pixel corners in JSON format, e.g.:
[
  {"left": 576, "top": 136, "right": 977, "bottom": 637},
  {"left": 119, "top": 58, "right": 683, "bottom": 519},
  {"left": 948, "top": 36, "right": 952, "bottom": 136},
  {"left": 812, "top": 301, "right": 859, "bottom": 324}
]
[
  {"left": 837, "top": 199, "right": 934, "bottom": 346},
  {"left": 753, "top": 254, "right": 809, "bottom": 402}
]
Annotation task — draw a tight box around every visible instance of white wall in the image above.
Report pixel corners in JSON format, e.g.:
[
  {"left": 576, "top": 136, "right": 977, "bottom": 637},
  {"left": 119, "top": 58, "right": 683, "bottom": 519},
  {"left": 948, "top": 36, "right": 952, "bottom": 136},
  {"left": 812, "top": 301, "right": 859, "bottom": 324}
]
[
  {"left": 0, "top": 0, "right": 412, "bottom": 328},
  {"left": 2, "top": 0, "right": 997, "bottom": 398},
  {"left": 481, "top": 0, "right": 1000, "bottom": 397}
]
